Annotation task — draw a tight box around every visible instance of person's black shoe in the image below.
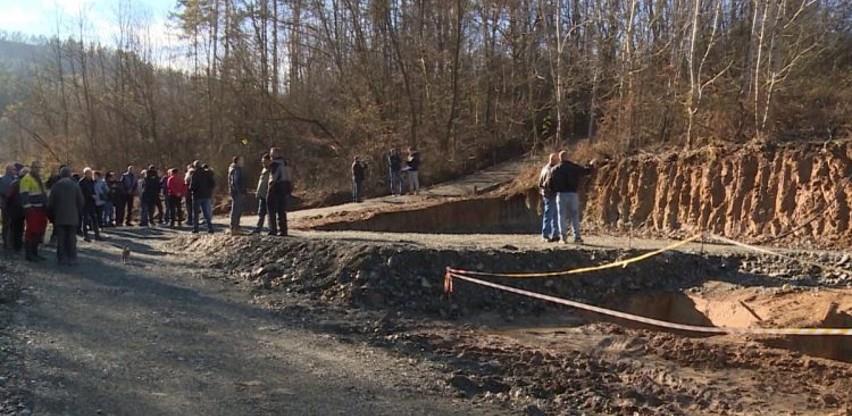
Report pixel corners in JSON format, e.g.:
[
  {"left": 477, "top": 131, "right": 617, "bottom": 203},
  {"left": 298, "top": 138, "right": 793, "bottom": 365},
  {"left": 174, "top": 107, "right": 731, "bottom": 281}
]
[
  {"left": 574, "top": 238, "right": 584, "bottom": 244},
  {"left": 84, "top": 237, "right": 91, "bottom": 242}
]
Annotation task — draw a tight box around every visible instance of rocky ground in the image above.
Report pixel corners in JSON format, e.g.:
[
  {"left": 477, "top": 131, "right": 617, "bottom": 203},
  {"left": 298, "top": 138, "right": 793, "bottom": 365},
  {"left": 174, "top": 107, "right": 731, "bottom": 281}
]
[
  {"left": 0, "top": 258, "right": 29, "bottom": 415},
  {"left": 177, "top": 232, "right": 851, "bottom": 415},
  {"left": 0, "top": 223, "right": 849, "bottom": 415}
]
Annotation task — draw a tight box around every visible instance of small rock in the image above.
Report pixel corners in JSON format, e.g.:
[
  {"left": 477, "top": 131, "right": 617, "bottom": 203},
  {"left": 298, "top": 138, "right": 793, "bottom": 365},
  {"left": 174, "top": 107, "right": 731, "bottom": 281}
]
[
  {"left": 822, "top": 394, "right": 838, "bottom": 407},
  {"left": 448, "top": 375, "right": 479, "bottom": 396},
  {"left": 523, "top": 405, "right": 545, "bottom": 416},
  {"left": 337, "top": 269, "right": 352, "bottom": 284}
]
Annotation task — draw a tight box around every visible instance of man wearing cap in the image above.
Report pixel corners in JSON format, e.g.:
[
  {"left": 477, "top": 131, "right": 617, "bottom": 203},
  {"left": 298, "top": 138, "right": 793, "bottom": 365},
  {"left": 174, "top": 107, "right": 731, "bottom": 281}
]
[
  {"left": 20, "top": 161, "right": 49, "bottom": 261},
  {"left": 0, "top": 164, "right": 17, "bottom": 251}
]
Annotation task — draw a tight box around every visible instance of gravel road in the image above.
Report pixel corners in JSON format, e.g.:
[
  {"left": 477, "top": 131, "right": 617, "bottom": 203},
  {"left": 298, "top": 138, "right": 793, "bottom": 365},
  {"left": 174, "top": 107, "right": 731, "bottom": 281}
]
[{"left": 2, "top": 227, "right": 509, "bottom": 415}]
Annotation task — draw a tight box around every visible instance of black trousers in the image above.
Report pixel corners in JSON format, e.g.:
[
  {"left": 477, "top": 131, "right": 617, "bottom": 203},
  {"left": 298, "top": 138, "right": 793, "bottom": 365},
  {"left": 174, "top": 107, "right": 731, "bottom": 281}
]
[
  {"left": 82, "top": 204, "right": 100, "bottom": 239},
  {"left": 123, "top": 196, "right": 135, "bottom": 225},
  {"left": 267, "top": 189, "right": 289, "bottom": 235},
  {"left": 185, "top": 194, "right": 194, "bottom": 223},
  {"left": 5, "top": 215, "right": 23, "bottom": 252},
  {"left": 55, "top": 225, "right": 77, "bottom": 263},
  {"left": 1, "top": 209, "right": 8, "bottom": 250},
  {"left": 115, "top": 194, "right": 129, "bottom": 225},
  {"left": 167, "top": 196, "right": 184, "bottom": 225}
]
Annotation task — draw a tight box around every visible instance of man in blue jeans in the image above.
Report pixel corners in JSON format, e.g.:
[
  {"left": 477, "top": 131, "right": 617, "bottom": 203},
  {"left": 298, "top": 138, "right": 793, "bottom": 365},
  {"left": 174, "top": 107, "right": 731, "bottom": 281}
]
[
  {"left": 549, "top": 151, "right": 593, "bottom": 244},
  {"left": 189, "top": 160, "right": 216, "bottom": 234},
  {"left": 538, "top": 153, "right": 560, "bottom": 242}
]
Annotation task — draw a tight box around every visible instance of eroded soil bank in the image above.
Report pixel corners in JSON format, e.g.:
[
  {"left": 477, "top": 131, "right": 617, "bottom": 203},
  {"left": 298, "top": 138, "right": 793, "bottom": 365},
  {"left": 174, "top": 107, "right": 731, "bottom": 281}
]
[
  {"left": 584, "top": 142, "right": 852, "bottom": 248},
  {"left": 307, "top": 142, "right": 852, "bottom": 249},
  {"left": 180, "top": 234, "right": 852, "bottom": 415}
]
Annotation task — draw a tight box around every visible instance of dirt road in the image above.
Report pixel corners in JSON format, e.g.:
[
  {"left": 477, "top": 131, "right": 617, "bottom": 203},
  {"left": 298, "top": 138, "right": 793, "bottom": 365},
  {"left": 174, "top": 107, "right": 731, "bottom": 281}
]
[{"left": 2, "top": 228, "right": 508, "bottom": 415}]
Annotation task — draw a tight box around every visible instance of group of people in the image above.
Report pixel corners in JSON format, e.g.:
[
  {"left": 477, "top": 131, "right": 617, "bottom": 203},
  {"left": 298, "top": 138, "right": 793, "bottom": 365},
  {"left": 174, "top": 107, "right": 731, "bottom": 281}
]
[
  {"left": 538, "top": 151, "right": 595, "bottom": 244},
  {"left": 350, "top": 147, "right": 421, "bottom": 203},
  {"left": 0, "top": 147, "right": 294, "bottom": 266}
]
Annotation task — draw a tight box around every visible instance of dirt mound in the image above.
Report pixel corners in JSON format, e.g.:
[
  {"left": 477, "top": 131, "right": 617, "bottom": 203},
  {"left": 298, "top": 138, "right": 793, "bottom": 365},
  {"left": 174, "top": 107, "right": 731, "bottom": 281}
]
[{"left": 174, "top": 234, "right": 718, "bottom": 315}]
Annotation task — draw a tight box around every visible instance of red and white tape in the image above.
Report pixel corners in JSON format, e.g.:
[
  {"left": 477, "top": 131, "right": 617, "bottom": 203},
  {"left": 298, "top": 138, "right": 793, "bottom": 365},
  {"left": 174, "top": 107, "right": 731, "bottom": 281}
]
[{"left": 445, "top": 272, "right": 852, "bottom": 336}]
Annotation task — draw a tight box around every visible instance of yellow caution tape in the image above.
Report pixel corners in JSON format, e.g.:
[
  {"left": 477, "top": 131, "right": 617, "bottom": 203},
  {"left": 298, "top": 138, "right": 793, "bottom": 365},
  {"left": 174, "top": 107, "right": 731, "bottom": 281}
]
[
  {"left": 446, "top": 273, "right": 852, "bottom": 336},
  {"left": 448, "top": 234, "right": 702, "bottom": 279}
]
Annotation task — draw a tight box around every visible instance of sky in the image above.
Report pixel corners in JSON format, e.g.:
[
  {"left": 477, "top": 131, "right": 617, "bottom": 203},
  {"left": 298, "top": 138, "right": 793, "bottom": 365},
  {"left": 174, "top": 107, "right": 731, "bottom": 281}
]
[{"left": 0, "top": 0, "right": 183, "bottom": 61}]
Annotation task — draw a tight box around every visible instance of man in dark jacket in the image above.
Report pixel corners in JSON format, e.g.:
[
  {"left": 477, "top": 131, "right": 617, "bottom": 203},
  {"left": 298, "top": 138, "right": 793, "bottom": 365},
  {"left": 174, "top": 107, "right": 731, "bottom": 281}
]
[
  {"left": 3, "top": 167, "right": 25, "bottom": 253},
  {"left": 78, "top": 168, "right": 102, "bottom": 241},
  {"left": 351, "top": 157, "right": 367, "bottom": 203},
  {"left": 406, "top": 148, "right": 421, "bottom": 195},
  {"left": 0, "top": 164, "right": 17, "bottom": 251},
  {"left": 48, "top": 167, "right": 85, "bottom": 265},
  {"left": 118, "top": 166, "right": 137, "bottom": 226},
  {"left": 140, "top": 167, "right": 161, "bottom": 227},
  {"left": 266, "top": 148, "right": 292, "bottom": 236},
  {"left": 228, "top": 156, "right": 246, "bottom": 235},
  {"left": 549, "top": 151, "right": 593, "bottom": 244},
  {"left": 190, "top": 161, "right": 215, "bottom": 234},
  {"left": 387, "top": 149, "right": 402, "bottom": 196}
]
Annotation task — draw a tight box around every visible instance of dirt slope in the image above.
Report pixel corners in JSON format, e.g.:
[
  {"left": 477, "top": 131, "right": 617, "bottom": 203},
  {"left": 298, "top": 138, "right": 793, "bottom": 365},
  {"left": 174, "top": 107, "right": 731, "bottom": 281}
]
[{"left": 584, "top": 141, "right": 852, "bottom": 246}]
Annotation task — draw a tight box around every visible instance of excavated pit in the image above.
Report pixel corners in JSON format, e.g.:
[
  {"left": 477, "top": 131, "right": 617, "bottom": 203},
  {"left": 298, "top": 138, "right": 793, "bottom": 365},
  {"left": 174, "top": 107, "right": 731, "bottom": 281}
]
[
  {"left": 313, "top": 195, "right": 538, "bottom": 234},
  {"left": 610, "top": 289, "right": 852, "bottom": 363}
]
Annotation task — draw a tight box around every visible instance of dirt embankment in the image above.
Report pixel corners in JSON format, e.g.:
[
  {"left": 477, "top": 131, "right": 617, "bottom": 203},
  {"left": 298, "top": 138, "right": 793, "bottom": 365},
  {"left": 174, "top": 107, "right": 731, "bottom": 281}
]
[
  {"left": 178, "top": 235, "right": 852, "bottom": 415},
  {"left": 581, "top": 142, "right": 852, "bottom": 247}
]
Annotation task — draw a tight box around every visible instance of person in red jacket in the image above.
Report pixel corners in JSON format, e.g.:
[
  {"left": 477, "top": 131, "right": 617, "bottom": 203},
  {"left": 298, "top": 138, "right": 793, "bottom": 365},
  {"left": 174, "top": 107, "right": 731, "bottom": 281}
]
[{"left": 166, "top": 168, "right": 187, "bottom": 228}]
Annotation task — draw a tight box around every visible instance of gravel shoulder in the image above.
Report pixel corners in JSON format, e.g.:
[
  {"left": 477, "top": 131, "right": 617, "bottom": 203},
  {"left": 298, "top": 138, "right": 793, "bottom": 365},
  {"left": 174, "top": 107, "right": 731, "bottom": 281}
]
[{"left": 3, "top": 227, "right": 510, "bottom": 415}]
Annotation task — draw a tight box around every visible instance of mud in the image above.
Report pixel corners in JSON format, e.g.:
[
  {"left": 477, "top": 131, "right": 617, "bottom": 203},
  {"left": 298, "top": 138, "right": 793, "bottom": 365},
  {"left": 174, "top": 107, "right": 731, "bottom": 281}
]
[{"left": 179, "top": 234, "right": 852, "bottom": 415}]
